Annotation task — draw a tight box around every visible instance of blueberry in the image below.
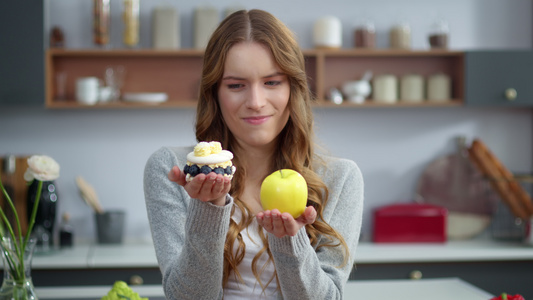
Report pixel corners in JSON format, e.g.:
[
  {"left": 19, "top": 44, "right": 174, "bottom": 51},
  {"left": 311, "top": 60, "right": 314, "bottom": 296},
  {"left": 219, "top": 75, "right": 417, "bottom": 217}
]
[
  {"left": 189, "top": 165, "right": 200, "bottom": 176},
  {"left": 224, "top": 166, "right": 232, "bottom": 175},
  {"left": 214, "top": 167, "right": 224, "bottom": 175},
  {"left": 200, "top": 165, "right": 212, "bottom": 174},
  {"left": 183, "top": 164, "right": 190, "bottom": 174}
]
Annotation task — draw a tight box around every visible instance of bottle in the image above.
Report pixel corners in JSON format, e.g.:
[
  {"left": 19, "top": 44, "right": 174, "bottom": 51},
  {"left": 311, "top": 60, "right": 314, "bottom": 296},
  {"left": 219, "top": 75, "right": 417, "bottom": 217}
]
[
  {"left": 123, "top": 0, "right": 140, "bottom": 47},
  {"left": 93, "top": 0, "right": 110, "bottom": 47},
  {"left": 59, "top": 212, "right": 74, "bottom": 248}
]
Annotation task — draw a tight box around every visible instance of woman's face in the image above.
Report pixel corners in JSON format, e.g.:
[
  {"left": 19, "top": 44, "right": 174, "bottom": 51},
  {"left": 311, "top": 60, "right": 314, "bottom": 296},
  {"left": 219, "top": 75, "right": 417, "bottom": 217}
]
[{"left": 218, "top": 42, "right": 290, "bottom": 149}]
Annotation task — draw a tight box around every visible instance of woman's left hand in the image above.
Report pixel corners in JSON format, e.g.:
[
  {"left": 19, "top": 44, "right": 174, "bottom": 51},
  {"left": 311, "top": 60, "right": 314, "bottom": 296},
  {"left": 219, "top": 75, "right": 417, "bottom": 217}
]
[{"left": 256, "top": 206, "right": 317, "bottom": 238}]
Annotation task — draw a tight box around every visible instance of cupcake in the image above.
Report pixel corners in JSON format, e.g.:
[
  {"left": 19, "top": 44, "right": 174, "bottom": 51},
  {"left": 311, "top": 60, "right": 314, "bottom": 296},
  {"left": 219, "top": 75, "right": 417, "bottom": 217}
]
[{"left": 183, "top": 141, "right": 236, "bottom": 182}]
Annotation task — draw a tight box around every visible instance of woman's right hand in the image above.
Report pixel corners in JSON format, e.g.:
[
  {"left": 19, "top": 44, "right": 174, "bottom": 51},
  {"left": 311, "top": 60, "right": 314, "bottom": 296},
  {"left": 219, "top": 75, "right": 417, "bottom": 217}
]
[{"left": 168, "top": 166, "right": 231, "bottom": 206}]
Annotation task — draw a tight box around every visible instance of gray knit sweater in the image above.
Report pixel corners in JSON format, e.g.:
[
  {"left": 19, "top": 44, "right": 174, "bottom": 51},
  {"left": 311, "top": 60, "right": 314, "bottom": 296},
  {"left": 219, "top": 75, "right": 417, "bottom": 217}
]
[{"left": 143, "top": 146, "right": 364, "bottom": 300}]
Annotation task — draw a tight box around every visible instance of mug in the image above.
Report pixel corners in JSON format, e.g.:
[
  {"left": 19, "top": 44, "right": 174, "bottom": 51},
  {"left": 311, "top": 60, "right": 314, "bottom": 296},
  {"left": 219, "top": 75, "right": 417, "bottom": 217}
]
[{"left": 76, "top": 77, "right": 100, "bottom": 105}]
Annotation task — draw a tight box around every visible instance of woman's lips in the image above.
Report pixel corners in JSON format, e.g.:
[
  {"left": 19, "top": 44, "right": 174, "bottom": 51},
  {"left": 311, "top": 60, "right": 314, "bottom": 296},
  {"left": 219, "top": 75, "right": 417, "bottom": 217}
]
[{"left": 243, "top": 115, "right": 270, "bottom": 125}]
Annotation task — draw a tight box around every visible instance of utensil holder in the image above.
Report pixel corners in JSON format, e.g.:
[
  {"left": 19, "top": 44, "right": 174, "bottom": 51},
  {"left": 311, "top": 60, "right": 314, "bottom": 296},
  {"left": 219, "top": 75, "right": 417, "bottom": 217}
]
[{"left": 95, "top": 210, "right": 125, "bottom": 244}]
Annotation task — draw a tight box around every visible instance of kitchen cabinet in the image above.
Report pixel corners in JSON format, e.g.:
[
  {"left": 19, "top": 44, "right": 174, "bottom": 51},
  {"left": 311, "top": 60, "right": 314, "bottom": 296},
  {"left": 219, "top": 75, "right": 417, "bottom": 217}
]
[
  {"left": 0, "top": 0, "right": 44, "bottom": 106},
  {"left": 350, "top": 241, "right": 533, "bottom": 298},
  {"left": 45, "top": 49, "right": 464, "bottom": 109},
  {"left": 350, "top": 261, "right": 532, "bottom": 298},
  {"left": 465, "top": 50, "right": 533, "bottom": 107}
]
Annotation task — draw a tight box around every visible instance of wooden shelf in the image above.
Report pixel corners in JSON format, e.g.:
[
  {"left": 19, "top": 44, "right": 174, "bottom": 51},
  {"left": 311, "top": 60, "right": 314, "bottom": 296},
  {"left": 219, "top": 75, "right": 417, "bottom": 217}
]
[{"left": 45, "top": 48, "right": 465, "bottom": 109}]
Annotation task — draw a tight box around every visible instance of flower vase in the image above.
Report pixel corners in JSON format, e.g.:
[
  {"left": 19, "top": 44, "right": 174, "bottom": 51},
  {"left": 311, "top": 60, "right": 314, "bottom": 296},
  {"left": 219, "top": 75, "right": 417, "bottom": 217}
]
[
  {"left": 27, "top": 181, "right": 57, "bottom": 253},
  {"left": 0, "top": 237, "right": 38, "bottom": 300}
]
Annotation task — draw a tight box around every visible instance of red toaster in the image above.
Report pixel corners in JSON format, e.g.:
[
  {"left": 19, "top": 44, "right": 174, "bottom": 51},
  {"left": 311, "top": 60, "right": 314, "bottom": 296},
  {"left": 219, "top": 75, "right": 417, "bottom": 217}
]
[{"left": 373, "top": 203, "right": 447, "bottom": 243}]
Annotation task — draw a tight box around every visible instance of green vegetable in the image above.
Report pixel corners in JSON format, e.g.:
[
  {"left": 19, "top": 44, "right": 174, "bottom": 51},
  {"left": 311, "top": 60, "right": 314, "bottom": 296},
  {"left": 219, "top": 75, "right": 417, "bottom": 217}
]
[{"left": 101, "top": 281, "right": 148, "bottom": 300}]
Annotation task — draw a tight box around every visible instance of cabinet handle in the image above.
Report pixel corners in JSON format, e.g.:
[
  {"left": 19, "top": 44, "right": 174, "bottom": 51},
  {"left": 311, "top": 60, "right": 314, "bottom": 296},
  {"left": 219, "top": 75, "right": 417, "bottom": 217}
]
[
  {"left": 505, "top": 88, "right": 517, "bottom": 101},
  {"left": 409, "top": 270, "right": 423, "bottom": 280},
  {"left": 129, "top": 275, "right": 144, "bottom": 285}
]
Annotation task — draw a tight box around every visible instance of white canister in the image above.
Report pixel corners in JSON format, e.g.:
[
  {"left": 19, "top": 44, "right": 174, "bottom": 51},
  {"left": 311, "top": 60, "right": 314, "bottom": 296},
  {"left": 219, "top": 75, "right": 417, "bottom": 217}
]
[
  {"left": 427, "top": 73, "right": 451, "bottom": 102},
  {"left": 194, "top": 6, "right": 219, "bottom": 49},
  {"left": 152, "top": 6, "right": 179, "bottom": 49},
  {"left": 313, "top": 16, "right": 342, "bottom": 49},
  {"left": 76, "top": 77, "right": 100, "bottom": 105},
  {"left": 373, "top": 75, "right": 398, "bottom": 103},
  {"left": 400, "top": 74, "right": 424, "bottom": 102}
]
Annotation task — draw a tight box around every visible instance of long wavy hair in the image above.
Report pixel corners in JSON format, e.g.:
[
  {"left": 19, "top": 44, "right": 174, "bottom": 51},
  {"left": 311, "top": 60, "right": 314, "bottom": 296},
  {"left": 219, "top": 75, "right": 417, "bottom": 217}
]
[{"left": 195, "top": 9, "right": 349, "bottom": 289}]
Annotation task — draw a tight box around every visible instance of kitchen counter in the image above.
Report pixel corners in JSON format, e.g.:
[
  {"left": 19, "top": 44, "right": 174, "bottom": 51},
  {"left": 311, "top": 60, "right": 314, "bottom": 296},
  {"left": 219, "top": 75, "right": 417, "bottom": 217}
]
[
  {"left": 35, "top": 277, "right": 493, "bottom": 299},
  {"left": 30, "top": 238, "right": 533, "bottom": 269}
]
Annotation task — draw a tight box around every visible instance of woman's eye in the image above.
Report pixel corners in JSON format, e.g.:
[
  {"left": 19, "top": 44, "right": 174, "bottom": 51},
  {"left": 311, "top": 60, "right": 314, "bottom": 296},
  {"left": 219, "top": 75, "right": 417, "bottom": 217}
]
[
  {"left": 265, "top": 81, "right": 281, "bottom": 86},
  {"left": 227, "top": 84, "right": 243, "bottom": 89}
]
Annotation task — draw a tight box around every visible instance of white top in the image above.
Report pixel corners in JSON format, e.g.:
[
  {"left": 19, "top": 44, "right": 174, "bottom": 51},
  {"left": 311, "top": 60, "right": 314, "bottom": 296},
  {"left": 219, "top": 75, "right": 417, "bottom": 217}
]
[{"left": 224, "top": 209, "right": 279, "bottom": 299}]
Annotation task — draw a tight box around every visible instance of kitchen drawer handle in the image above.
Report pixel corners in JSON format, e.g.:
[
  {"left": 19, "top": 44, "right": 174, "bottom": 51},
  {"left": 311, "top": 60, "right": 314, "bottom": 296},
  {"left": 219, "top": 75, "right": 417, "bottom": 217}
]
[
  {"left": 409, "top": 270, "right": 423, "bottom": 280},
  {"left": 505, "top": 88, "right": 517, "bottom": 101},
  {"left": 129, "top": 275, "right": 144, "bottom": 285}
]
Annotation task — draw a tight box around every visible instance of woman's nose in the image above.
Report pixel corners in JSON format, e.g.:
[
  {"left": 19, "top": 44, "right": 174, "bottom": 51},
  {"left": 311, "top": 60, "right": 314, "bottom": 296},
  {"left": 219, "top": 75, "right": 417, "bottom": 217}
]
[{"left": 245, "top": 84, "right": 266, "bottom": 110}]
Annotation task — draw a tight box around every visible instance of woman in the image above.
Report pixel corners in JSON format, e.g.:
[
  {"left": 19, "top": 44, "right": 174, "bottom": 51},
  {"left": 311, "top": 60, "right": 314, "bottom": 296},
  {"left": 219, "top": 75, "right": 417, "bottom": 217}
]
[{"left": 144, "top": 9, "right": 363, "bottom": 299}]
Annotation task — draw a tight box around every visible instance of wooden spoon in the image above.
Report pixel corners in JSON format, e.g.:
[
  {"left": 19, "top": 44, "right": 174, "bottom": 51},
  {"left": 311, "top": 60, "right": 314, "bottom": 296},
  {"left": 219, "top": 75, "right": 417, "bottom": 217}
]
[{"left": 75, "top": 176, "right": 104, "bottom": 214}]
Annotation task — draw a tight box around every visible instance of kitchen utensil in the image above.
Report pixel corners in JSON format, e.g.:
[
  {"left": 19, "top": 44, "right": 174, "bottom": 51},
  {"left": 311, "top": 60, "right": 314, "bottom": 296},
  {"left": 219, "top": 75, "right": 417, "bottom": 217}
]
[
  {"left": 468, "top": 139, "right": 533, "bottom": 220},
  {"left": 75, "top": 176, "right": 104, "bottom": 214},
  {"left": 95, "top": 210, "right": 125, "bottom": 244},
  {"left": 416, "top": 137, "right": 497, "bottom": 239}
]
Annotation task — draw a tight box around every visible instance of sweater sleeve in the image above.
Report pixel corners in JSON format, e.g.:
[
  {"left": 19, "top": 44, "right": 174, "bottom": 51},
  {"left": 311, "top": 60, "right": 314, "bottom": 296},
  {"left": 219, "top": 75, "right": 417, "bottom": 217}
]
[
  {"left": 143, "top": 147, "right": 233, "bottom": 300},
  {"left": 268, "top": 157, "right": 364, "bottom": 299}
]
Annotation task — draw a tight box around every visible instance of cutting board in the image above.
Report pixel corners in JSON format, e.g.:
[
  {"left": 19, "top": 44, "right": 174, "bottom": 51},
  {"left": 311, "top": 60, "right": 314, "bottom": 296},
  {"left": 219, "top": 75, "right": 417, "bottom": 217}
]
[
  {"left": 0, "top": 156, "right": 30, "bottom": 235},
  {"left": 416, "top": 138, "right": 497, "bottom": 239}
]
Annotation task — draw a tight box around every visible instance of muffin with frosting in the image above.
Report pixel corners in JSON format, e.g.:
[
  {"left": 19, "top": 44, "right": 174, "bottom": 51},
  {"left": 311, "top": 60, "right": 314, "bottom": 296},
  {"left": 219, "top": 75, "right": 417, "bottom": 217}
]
[{"left": 183, "top": 141, "right": 236, "bottom": 182}]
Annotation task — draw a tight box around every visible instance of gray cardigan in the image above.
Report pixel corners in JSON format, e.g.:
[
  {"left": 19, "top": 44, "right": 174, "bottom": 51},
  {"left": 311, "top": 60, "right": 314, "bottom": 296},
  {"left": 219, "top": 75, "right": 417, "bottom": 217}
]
[{"left": 143, "top": 146, "right": 364, "bottom": 300}]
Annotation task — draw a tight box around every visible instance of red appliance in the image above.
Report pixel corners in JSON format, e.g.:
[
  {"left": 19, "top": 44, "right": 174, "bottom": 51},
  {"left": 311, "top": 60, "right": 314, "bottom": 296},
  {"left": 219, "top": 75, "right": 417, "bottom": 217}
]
[{"left": 373, "top": 203, "right": 447, "bottom": 243}]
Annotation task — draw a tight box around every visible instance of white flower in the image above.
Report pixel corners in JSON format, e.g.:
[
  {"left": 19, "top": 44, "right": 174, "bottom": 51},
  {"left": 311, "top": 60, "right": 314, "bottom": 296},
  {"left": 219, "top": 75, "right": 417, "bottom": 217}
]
[{"left": 23, "top": 155, "right": 60, "bottom": 182}]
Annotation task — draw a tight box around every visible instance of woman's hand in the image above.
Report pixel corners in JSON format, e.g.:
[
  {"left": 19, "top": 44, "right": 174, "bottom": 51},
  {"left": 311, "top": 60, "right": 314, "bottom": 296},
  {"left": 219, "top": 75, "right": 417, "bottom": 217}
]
[
  {"left": 168, "top": 166, "right": 231, "bottom": 206},
  {"left": 256, "top": 206, "right": 317, "bottom": 238}
]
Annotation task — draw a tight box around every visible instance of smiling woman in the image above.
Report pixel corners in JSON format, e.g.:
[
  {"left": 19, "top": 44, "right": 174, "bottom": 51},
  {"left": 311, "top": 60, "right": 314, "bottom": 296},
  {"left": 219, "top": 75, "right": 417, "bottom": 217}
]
[
  {"left": 143, "top": 9, "right": 364, "bottom": 300},
  {"left": 218, "top": 42, "right": 291, "bottom": 149}
]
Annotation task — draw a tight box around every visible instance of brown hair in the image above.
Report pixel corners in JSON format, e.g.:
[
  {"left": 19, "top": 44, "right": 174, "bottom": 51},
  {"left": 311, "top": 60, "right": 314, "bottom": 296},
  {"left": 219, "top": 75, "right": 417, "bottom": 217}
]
[{"left": 195, "top": 9, "right": 349, "bottom": 289}]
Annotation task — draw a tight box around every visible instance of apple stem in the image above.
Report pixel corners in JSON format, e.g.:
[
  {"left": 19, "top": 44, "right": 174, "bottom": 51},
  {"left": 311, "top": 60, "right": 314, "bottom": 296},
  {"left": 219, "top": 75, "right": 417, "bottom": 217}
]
[{"left": 279, "top": 169, "right": 283, "bottom": 178}]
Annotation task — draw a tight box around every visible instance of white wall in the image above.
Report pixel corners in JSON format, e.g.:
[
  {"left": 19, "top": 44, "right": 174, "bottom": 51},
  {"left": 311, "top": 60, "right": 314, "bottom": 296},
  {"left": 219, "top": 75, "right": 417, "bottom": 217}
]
[{"left": 1, "top": 0, "right": 532, "bottom": 242}]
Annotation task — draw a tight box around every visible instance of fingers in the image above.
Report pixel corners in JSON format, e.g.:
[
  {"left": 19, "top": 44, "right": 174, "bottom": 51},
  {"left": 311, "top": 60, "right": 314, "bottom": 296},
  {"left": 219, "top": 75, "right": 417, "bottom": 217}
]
[
  {"left": 299, "top": 206, "right": 317, "bottom": 225},
  {"left": 257, "top": 210, "right": 299, "bottom": 237},
  {"left": 257, "top": 206, "right": 318, "bottom": 238},
  {"left": 168, "top": 166, "right": 186, "bottom": 185},
  {"left": 185, "top": 173, "right": 231, "bottom": 203}
]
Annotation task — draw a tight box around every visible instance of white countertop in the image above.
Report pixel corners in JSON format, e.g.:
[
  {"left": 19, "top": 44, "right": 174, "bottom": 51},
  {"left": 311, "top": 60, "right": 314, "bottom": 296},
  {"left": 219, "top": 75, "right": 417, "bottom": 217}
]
[
  {"left": 29, "top": 238, "right": 533, "bottom": 269},
  {"left": 356, "top": 239, "right": 533, "bottom": 263},
  {"left": 35, "top": 277, "right": 493, "bottom": 299}
]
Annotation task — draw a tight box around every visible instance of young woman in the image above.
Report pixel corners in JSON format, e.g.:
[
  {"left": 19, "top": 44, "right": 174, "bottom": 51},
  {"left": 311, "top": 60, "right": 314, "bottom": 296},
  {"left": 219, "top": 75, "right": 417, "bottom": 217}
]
[{"left": 144, "top": 9, "right": 364, "bottom": 299}]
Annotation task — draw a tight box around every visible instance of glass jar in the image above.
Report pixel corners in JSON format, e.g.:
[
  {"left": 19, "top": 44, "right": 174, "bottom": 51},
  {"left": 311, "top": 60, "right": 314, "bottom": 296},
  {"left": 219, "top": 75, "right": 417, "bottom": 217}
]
[
  {"left": 389, "top": 22, "right": 411, "bottom": 49},
  {"left": 122, "top": 0, "right": 140, "bottom": 48},
  {"left": 93, "top": 0, "right": 110, "bottom": 47},
  {"left": 428, "top": 19, "right": 449, "bottom": 49},
  {"left": 354, "top": 20, "right": 376, "bottom": 48}
]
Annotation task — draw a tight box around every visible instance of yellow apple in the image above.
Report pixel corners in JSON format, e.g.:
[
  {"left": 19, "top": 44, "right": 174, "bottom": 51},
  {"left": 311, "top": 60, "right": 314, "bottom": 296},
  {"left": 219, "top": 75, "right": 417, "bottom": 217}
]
[{"left": 260, "top": 169, "right": 308, "bottom": 218}]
